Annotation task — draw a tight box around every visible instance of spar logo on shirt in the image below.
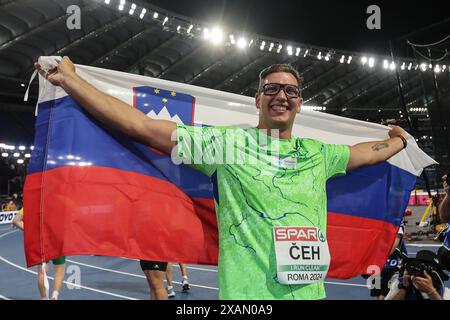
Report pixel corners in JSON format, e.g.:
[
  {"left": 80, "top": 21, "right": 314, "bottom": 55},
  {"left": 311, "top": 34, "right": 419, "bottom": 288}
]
[{"left": 274, "top": 227, "right": 326, "bottom": 242}]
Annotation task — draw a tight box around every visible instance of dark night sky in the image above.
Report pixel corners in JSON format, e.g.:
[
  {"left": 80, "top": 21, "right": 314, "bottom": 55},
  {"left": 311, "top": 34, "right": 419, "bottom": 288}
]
[{"left": 144, "top": 0, "right": 449, "bottom": 56}]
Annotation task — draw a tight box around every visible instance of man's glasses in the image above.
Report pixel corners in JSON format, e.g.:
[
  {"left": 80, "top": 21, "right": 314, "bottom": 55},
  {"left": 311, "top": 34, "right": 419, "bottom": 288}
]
[{"left": 261, "top": 83, "right": 300, "bottom": 99}]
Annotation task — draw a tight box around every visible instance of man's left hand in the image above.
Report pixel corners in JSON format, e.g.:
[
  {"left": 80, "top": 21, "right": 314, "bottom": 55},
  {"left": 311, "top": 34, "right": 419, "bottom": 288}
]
[{"left": 388, "top": 125, "right": 408, "bottom": 139}]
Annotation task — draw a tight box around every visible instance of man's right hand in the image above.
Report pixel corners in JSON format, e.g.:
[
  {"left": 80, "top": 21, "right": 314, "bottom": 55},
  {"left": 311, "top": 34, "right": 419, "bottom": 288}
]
[{"left": 34, "top": 56, "right": 76, "bottom": 87}]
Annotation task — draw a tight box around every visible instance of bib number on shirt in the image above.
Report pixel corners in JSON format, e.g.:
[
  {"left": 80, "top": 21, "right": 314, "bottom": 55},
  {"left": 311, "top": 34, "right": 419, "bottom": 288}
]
[{"left": 273, "top": 226, "right": 330, "bottom": 285}]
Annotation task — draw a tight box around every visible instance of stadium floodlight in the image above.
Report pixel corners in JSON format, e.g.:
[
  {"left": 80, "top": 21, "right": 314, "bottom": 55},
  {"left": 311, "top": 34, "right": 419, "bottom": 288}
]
[
  {"left": 9, "top": 145, "right": 15, "bottom": 150},
  {"left": 420, "top": 63, "right": 427, "bottom": 71},
  {"left": 268, "top": 42, "right": 274, "bottom": 52},
  {"left": 229, "top": 34, "right": 235, "bottom": 45},
  {"left": 1, "top": 153, "right": 7, "bottom": 157},
  {"left": 118, "top": 0, "right": 125, "bottom": 11},
  {"left": 153, "top": 12, "right": 159, "bottom": 19},
  {"left": 0, "top": 143, "right": 4, "bottom": 148},
  {"left": 324, "top": 53, "right": 330, "bottom": 61},
  {"left": 25, "top": 153, "right": 31, "bottom": 158},
  {"left": 368, "top": 57, "right": 375, "bottom": 68},
  {"left": 407, "top": 62, "right": 412, "bottom": 70},
  {"left": 237, "top": 37, "right": 247, "bottom": 49},
  {"left": 19, "top": 146, "right": 25, "bottom": 150},
  {"left": 277, "top": 44, "right": 282, "bottom": 53},
  {"left": 443, "top": 65, "right": 447, "bottom": 71},
  {"left": 30, "top": 146, "right": 34, "bottom": 150},
  {"left": 347, "top": 55, "right": 352, "bottom": 64},
  {"left": 105, "top": 0, "right": 110, "bottom": 4},
  {"left": 187, "top": 24, "right": 193, "bottom": 34},
  {"left": 260, "top": 41, "right": 265, "bottom": 50},
  {"left": 434, "top": 65, "right": 441, "bottom": 73},
  {"left": 13, "top": 153, "right": 20, "bottom": 157},
  {"left": 317, "top": 51, "right": 322, "bottom": 60},
  {"left": 177, "top": 25, "right": 181, "bottom": 32},
  {"left": 295, "top": 47, "right": 301, "bottom": 56},
  {"left": 139, "top": 8, "right": 146, "bottom": 19},
  {"left": 401, "top": 62, "right": 406, "bottom": 70},
  {"left": 303, "top": 49, "right": 309, "bottom": 57},
  {"left": 383, "top": 60, "right": 389, "bottom": 69},
  {"left": 361, "top": 56, "right": 368, "bottom": 65},
  {"left": 210, "top": 27, "right": 223, "bottom": 44},
  {"left": 428, "top": 64, "right": 432, "bottom": 69},
  {"left": 340, "top": 55, "right": 345, "bottom": 63},
  {"left": 17, "top": 159, "right": 24, "bottom": 164},
  {"left": 203, "top": 28, "right": 210, "bottom": 40},
  {"left": 20, "top": 83, "right": 25, "bottom": 87},
  {"left": 162, "top": 16, "right": 169, "bottom": 26},
  {"left": 287, "top": 45, "right": 293, "bottom": 55}
]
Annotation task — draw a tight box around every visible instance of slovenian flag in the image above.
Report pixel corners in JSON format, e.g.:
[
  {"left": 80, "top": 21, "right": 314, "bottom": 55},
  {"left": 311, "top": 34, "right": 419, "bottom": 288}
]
[{"left": 23, "top": 58, "right": 436, "bottom": 279}]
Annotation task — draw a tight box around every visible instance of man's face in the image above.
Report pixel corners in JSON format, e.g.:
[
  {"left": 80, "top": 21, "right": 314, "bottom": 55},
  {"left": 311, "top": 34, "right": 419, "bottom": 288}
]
[{"left": 255, "top": 72, "right": 302, "bottom": 131}]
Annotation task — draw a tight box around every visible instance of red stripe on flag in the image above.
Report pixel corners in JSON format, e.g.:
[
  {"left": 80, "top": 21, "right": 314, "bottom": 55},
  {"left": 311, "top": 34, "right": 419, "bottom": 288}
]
[
  {"left": 327, "top": 211, "right": 397, "bottom": 279},
  {"left": 23, "top": 166, "right": 218, "bottom": 267}
]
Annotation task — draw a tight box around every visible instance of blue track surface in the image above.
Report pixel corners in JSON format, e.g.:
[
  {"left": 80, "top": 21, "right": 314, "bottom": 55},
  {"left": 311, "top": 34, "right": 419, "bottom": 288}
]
[{"left": 0, "top": 225, "right": 446, "bottom": 300}]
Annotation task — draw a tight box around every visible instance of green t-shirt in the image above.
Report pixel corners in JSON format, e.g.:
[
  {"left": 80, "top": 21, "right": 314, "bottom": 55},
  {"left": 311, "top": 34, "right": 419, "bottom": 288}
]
[{"left": 176, "top": 125, "right": 350, "bottom": 300}]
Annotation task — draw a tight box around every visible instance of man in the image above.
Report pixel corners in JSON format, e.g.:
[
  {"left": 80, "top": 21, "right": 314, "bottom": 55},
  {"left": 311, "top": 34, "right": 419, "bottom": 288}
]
[
  {"left": 35, "top": 57, "right": 409, "bottom": 299},
  {"left": 12, "top": 208, "right": 66, "bottom": 300},
  {"left": 139, "top": 260, "right": 168, "bottom": 300},
  {"left": 387, "top": 250, "right": 450, "bottom": 300}
]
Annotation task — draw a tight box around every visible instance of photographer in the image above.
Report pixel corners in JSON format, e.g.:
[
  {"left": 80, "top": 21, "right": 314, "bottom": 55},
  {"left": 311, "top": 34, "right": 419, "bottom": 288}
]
[{"left": 388, "top": 250, "right": 450, "bottom": 300}]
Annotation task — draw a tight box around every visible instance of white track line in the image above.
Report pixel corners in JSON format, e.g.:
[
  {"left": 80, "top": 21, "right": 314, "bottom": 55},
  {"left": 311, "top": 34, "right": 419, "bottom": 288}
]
[
  {"left": 173, "top": 264, "right": 218, "bottom": 273},
  {"left": 324, "top": 281, "right": 368, "bottom": 288},
  {"left": 67, "top": 259, "right": 219, "bottom": 291},
  {"left": 0, "top": 256, "right": 138, "bottom": 300},
  {"left": 406, "top": 243, "right": 441, "bottom": 248},
  {"left": 0, "top": 229, "right": 18, "bottom": 239},
  {"left": 128, "top": 258, "right": 218, "bottom": 273}
]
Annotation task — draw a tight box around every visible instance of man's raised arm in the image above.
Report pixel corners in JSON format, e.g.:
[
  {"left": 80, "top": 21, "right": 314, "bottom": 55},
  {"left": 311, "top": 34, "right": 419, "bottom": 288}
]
[
  {"left": 347, "top": 125, "right": 408, "bottom": 172},
  {"left": 35, "top": 56, "right": 177, "bottom": 156}
]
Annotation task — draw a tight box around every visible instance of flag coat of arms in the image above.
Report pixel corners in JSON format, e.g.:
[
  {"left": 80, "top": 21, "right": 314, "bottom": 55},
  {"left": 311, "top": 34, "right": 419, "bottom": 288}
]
[{"left": 24, "top": 58, "right": 436, "bottom": 279}]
